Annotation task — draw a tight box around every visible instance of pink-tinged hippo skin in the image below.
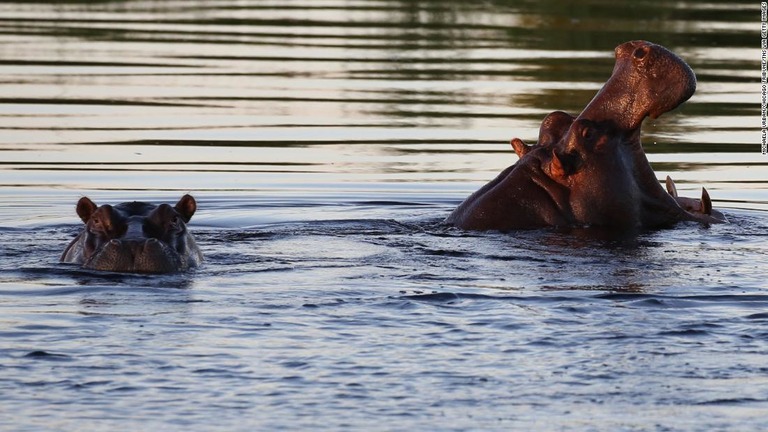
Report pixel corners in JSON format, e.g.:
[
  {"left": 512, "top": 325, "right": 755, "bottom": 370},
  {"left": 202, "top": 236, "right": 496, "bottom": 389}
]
[
  {"left": 61, "top": 195, "right": 203, "bottom": 273},
  {"left": 665, "top": 176, "right": 727, "bottom": 224},
  {"left": 446, "top": 40, "right": 727, "bottom": 231}
]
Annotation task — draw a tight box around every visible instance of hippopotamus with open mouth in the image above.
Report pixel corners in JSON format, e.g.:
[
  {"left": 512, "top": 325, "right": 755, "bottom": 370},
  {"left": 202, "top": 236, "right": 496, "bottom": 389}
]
[
  {"left": 61, "top": 195, "right": 203, "bottom": 273},
  {"left": 446, "top": 40, "right": 727, "bottom": 231}
]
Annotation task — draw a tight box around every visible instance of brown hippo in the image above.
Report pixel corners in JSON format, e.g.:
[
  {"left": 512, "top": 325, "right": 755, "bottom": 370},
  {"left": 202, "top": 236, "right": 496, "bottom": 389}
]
[
  {"left": 446, "top": 40, "right": 726, "bottom": 231},
  {"left": 61, "top": 195, "right": 203, "bottom": 273}
]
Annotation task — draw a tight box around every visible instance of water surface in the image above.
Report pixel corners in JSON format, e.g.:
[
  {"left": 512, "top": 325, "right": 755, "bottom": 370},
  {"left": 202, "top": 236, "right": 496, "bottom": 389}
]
[{"left": 0, "top": 1, "right": 766, "bottom": 430}]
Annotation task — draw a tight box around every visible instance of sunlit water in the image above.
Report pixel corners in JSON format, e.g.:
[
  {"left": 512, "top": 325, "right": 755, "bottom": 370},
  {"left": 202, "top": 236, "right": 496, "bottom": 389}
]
[{"left": 0, "top": 1, "right": 766, "bottom": 430}]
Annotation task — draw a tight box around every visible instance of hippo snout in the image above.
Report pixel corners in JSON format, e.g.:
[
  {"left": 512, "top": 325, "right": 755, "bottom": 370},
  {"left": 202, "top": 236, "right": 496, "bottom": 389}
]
[
  {"left": 108, "top": 238, "right": 162, "bottom": 257},
  {"left": 617, "top": 40, "right": 696, "bottom": 119},
  {"left": 86, "top": 237, "right": 182, "bottom": 273},
  {"left": 575, "top": 40, "right": 696, "bottom": 133}
]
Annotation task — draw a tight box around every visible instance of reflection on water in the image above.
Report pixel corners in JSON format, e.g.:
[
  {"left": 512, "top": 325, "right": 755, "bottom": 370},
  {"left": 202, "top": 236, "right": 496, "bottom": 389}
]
[
  {"left": 3, "top": 209, "right": 768, "bottom": 431},
  {"left": 0, "top": 1, "right": 767, "bottom": 431},
  {"left": 0, "top": 0, "right": 763, "bottom": 217}
]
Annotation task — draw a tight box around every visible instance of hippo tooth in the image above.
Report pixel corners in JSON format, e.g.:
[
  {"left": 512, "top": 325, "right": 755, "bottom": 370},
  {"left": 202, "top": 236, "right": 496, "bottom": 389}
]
[
  {"left": 701, "top": 188, "right": 712, "bottom": 215},
  {"left": 665, "top": 176, "right": 678, "bottom": 197}
]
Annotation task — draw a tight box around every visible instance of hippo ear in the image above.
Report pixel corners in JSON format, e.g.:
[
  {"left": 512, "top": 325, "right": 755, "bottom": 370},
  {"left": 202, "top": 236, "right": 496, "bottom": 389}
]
[
  {"left": 510, "top": 138, "right": 530, "bottom": 158},
  {"left": 174, "top": 194, "right": 197, "bottom": 223},
  {"left": 551, "top": 149, "right": 567, "bottom": 178},
  {"left": 76, "top": 197, "right": 98, "bottom": 224}
]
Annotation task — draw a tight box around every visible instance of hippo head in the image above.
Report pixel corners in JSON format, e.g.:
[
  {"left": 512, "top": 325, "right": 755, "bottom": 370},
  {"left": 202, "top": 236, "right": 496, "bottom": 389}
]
[
  {"left": 578, "top": 40, "right": 696, "bottom": 135},
  {"left": 61, "top": 195, "right": 203, "bottom": 273},
  {"left": 446, "top": 41, "right": 723, "bottom": 232}
]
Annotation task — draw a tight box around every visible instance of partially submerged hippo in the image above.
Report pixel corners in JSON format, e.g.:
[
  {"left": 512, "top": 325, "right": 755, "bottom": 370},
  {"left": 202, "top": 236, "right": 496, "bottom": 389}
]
[
  {"left": 446, "top": 40, "right": 727, "bottom": 231},
  {"left": 61, "top": 195, "right": 203, "bottom": 273}
]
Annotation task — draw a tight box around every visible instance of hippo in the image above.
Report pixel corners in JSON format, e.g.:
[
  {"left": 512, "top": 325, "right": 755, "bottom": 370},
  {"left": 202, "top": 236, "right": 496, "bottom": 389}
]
[
  {"left": 61, "top": 195, "right": 203, "bottom": 273},
  {"left": 446, "top": 40, "right": 727, "bottom": 231}
]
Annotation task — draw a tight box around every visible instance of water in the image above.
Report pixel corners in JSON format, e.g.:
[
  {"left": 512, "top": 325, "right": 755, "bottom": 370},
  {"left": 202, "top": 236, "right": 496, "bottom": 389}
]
[{"left": 1, "top": 1, "right": 767, "bottom": 430}]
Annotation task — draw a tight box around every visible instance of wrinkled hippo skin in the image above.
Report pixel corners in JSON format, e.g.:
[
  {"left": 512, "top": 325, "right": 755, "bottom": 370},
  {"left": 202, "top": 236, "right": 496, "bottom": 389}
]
[
  {"left": 446, "top": 40, "right": 727, "bottom": 231},
  {"left": 61, "top": 195, "right": 203, "bottom": 273}
]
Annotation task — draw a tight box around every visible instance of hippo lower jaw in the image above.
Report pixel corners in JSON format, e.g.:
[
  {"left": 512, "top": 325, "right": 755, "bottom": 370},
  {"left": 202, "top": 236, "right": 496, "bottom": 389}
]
[
  {"left": 664, "top": 176, "right": 728, "bottom": 224},
  {"left": 83, "top": 238, "right": 189, "bottom": 274}
]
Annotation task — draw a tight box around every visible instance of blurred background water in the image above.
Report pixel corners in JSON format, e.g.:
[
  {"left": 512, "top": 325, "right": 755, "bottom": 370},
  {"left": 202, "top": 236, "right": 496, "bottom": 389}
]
[{"left": 0, "top": 1, "right": 766, "bottom": 430}]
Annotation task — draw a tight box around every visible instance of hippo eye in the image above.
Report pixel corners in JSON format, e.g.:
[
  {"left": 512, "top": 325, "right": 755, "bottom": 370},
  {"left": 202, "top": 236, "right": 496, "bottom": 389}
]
[
  {"left": 89, "top": 216, "right": 109, "bottom": 236},
  {"left": 163, "top": 215, "right": 181, "bottom": 233}
]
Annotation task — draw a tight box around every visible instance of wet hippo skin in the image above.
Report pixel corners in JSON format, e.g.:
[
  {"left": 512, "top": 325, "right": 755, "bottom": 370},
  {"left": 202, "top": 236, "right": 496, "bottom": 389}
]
[
  {"left": 446, "top": 40, "right": 727, "bottom": 231},
  {"left": 61, "top": 195, "right": 203, "bottom": 273}
]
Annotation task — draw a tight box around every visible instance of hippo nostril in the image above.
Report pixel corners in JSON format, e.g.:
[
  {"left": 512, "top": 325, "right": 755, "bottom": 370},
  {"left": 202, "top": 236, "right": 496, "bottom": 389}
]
[
  {"left": 143, "top": 238, "right": 161, "bottom": 251},
  {"left": 633, "top": 46, "right": 648, "bottom": 60}
]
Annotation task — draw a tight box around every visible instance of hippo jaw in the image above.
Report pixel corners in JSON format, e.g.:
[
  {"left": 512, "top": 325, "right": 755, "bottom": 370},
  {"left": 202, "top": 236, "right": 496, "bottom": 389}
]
[
  {"left": 528, "top": 42, "right": 697, "bottom": 154},
  {"left": 61, "top": 195, "right": 203, "bottom": 274},
  {"left": 577, "top": 40, "right": 696, "bottom": 134},
  {"left": 83, "top": 238, "right": 187, "bottom": 273}
]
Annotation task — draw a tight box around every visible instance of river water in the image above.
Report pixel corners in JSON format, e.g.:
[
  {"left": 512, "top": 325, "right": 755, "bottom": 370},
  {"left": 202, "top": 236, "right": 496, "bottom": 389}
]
[{"left": 0, "top": 1, "right": 766, "bottom": 430}]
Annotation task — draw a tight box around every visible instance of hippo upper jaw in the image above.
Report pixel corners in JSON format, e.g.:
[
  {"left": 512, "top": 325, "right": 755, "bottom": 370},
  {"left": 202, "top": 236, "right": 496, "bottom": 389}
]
[
  {"left": 82, "top": 237, "right": 194, "bottom": 274},
  {"left": 577, "top": 40, "right": 696, "bottom": 134}
]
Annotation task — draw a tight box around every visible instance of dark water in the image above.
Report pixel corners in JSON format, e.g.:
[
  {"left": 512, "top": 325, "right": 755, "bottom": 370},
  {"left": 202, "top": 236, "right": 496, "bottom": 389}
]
[{"left": 1, "top": 1, "right": 767, "bottom": 430}]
